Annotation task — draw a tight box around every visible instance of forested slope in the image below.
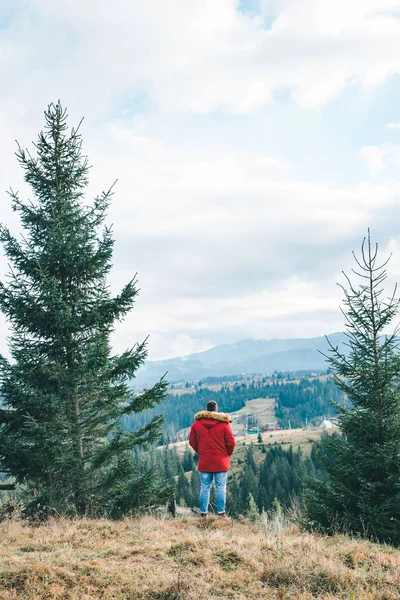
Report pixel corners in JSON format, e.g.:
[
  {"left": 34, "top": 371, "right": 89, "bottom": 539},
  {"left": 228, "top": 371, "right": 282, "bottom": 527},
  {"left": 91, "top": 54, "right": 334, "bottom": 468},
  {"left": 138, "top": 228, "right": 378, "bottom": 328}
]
[{"left": 123, "top": 376, "right": 346, "bottom": 435}]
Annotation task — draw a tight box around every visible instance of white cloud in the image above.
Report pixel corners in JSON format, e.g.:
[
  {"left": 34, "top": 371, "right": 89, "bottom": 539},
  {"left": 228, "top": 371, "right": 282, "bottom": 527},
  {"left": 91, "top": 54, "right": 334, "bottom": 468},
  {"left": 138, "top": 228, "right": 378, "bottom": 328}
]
[
  {"left": 2, "top": 0, "right": 400, "bottom": 115},
  {"left": 359, "top": 146, "right": 388, "bottom": 174},
  {"left": 110, "top": 330, "right": 213, "bottom": 362},
  {"left": 101, "top": 125, "right": 400, "bottom": 356},
  {"left": 2, "top": 101, "right": 400, "bottom": 359},
  {"left": 359, "top": 144, "right": 400, "bottom": 175},
  {"left": 2, "top": 1, "right": 400, "bottom": 360}
]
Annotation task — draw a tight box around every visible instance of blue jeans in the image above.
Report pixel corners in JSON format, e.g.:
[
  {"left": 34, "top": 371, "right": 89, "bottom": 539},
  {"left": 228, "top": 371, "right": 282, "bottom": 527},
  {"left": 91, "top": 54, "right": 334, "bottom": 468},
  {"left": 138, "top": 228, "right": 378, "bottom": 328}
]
[{"left": 199, "top": 471, "right": 227, "bottom": 515}]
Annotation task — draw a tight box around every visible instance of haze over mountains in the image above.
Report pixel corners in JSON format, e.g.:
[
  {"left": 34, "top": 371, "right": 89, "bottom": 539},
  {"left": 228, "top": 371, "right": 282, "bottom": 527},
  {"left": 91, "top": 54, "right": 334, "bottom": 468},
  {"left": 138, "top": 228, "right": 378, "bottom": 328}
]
[{"left": 134, "top": 333, "right": 347, "bottom": 387}]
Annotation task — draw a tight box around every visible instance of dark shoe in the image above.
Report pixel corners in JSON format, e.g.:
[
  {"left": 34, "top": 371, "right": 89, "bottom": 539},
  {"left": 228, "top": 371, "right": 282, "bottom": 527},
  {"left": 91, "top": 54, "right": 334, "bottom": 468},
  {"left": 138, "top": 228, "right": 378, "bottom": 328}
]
[
  {"left": 218, "top": 512, "right": 230, "bottom": 521},
  {"left": 200, "top": 513, "right": 208, "bottom": 518}
]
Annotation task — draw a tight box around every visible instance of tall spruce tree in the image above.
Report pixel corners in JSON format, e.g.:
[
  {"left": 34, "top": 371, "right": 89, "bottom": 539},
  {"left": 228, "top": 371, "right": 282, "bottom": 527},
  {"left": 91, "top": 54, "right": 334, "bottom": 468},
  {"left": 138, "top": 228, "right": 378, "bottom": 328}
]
[
  {"left": 304, "top": 232, "right": 400, "bottom": 544},
  {"left": 0, "top": 103, "right": 169, "bottom": 516}
]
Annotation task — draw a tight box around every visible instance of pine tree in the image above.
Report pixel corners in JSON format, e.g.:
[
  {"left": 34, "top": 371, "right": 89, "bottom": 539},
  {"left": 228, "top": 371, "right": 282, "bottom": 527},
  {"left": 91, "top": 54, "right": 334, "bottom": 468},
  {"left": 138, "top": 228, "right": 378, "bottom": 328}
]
[
  {"left": 226, "top": 474, "right": 242, "bottom": 515},
  {"left": 0, "top": 103, "right": 169, "bottom": 516},
  {"left": 176, "top": 468, "right": 190, "bottom": 506},
  {"left": 241, "top": 460, "right": 259, "bottom": 509},
  {"left": 270, "top": 497, "right": 283, "bottom": 520},
  {"left": 245, "top": 447, "right": 257, "bottom": 474},
  {"left": 182, "top": 447, "right": 194, "bottom": 472},
  {"left": 189, "top": 468, "right": 200, "bottom": 506},
  {"left": 304, "top": 233, "right": 400, "bottom": 544},
  {"left": 245, "top": 492, "right": 259, "bottom": 521}
]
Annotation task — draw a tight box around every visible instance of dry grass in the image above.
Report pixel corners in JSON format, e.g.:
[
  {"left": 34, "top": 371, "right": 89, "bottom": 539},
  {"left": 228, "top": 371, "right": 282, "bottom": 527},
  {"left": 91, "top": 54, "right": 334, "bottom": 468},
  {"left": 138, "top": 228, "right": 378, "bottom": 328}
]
[
  {"left": 229, "top": 397, "right": 277, "bottom": 429},
  {"left": 0, "top": 515, "right": 399, "bottom": 600},
  {"left": 228, "top": 427, "right": 337, "bottom": 473},
  {"left": 256, "top": 426, "right": 334, "bottom": 447},
  {"left": 165, "top": 424, "right": 336, "bottom": 469}
]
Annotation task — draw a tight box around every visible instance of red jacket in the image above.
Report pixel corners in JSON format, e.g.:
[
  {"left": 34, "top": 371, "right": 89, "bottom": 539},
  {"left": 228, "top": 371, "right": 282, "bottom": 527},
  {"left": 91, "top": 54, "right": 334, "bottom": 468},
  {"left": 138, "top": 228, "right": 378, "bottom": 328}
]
[{"left": 189, "top": 411, "right": 236, "bottom": 472}]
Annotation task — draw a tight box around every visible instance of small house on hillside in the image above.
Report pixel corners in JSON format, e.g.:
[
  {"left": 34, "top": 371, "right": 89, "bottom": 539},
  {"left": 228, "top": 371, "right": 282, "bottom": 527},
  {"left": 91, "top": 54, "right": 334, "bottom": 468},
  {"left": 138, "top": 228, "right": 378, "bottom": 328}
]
[
  {"left": 248, "top": 427, "right": 259, "bottom": 435},
  {"left": 321, "top": 419, "right": 334, "bottom": 429},
  {"left": 264, "top": 422, "right": 281, "bottom": 431}
]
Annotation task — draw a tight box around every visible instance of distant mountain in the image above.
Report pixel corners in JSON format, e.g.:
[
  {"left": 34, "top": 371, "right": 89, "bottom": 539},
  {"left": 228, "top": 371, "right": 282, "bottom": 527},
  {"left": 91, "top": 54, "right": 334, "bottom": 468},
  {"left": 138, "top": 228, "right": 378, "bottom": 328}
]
[{"left": 133, "top": 333, "right": 347, "bottom": 387}]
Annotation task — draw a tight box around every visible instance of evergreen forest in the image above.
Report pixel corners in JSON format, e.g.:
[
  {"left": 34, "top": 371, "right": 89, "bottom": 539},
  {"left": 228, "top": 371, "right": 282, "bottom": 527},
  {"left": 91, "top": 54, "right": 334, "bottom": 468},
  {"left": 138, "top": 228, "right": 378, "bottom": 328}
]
[
  {"left": 132, "top": 437, "right": 329, "bottom": 518},
  {"left": 123, "top": 375, "right": 346, "bottom": 437}
]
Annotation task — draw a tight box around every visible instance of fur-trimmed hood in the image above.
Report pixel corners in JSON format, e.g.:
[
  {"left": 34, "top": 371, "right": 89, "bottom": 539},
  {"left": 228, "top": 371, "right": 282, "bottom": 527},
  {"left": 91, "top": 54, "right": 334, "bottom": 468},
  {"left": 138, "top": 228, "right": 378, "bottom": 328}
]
[{"left": 194, "top": 410, "right": 231, "bottom": 423}]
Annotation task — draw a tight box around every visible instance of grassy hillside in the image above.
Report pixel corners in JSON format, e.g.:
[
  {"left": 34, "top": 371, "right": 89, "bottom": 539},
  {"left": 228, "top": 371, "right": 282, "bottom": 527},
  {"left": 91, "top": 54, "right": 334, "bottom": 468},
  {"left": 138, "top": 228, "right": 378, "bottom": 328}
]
[
  {"left": 229, "top": 426, "right": 335, "bottom": 474},
  {"left": 125, "top": 373, "right": 343, "bottom": 440},
  {"left": 0, "top": 515, "right": 399, "bottom": 599},
  {"left": 176, "top": 396, "right": 277, "bottom": 440},
  {"left": 172, "top": 422, "right": 335, "bottom": 462}
]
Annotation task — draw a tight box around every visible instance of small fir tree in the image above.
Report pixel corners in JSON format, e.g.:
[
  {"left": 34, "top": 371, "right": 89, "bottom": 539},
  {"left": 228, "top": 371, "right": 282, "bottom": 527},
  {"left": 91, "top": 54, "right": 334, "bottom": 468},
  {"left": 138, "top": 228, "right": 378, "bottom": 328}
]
[
  {"left": 240, "top": 458, "right": 259, "bottom": 509},
  {"left": 0, "top": 103, "right": 169, "bottom": 516},
  {"left": 246, "top": 492, "right": 259, "bottom": 522},
  {"left": 226, "top": 474, "right": 242, "bottom": 515},
  {"left": 270, "top": 497, "right": 283, "bottom": 520},
  {"left": 304, "top": 233, "right": 400, "bottom": 544},
  {"left": 245, "top": 447, "right": 257, "bottom": 473},
  {"left": 189, "top": 468, "right": 200, "bottom": 506},
  {"left": 182, "top": 447, "right": 194, "bottom": 472}
]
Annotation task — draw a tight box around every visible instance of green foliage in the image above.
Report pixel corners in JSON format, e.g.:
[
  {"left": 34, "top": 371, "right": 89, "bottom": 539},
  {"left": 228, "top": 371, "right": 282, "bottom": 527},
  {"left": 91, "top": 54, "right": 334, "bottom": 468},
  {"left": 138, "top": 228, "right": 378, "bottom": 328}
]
[
  {"left": 123, "top": 376, "right": 345, "bottom": 437},
  {"left": 270, "top": 497, "right": 283, "bottom": 520},
  {"left": 274, "top": 377, "right": 346, "bottom": 428},
  {"left": 225, "top": 444, "right": 324, "bottom": 516},
  {"left": 123, "top": 380, "right": 273, "bottom": 436},
  {"left": 304, "top": 233, "right": 400, "bottom": 545},
  {"left": 0, "top": 103, "right": 168, "bottom": 516},
  {"left": 198, "top": 375, "right": 244, "bottom": 385},
  {"left": 176, "top": 470, "right": 190, "bottom": 505},
  {"left": 245, "top": 492, "right": 259, "bottom": 521},
  {"left": 133, "top": 439, "right": 326, "bottom": 518},
  {"left": 182, "top": 448, "right": 195, "bottom": 472}
]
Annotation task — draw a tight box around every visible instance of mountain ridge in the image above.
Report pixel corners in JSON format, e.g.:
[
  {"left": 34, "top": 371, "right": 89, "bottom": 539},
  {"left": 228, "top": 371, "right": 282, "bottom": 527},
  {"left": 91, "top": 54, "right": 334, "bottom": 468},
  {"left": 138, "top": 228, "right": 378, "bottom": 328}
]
[{"left": 134, "top": 332, "right": 347, "bottom": 386}]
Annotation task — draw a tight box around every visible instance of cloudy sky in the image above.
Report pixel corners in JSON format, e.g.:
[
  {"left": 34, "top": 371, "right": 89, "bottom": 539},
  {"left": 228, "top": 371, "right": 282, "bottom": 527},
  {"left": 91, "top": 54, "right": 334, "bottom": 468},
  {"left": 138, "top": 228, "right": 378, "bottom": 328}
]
[{"left": 2, "top": 0, "right": 400, "bottom": 360}]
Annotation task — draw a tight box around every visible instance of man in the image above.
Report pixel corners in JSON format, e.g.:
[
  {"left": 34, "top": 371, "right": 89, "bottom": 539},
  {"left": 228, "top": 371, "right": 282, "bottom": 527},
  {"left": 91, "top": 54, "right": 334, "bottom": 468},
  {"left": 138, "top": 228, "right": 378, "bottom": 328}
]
[{"left": 189, "top": 400, "right": 235, "bottom": 519}]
